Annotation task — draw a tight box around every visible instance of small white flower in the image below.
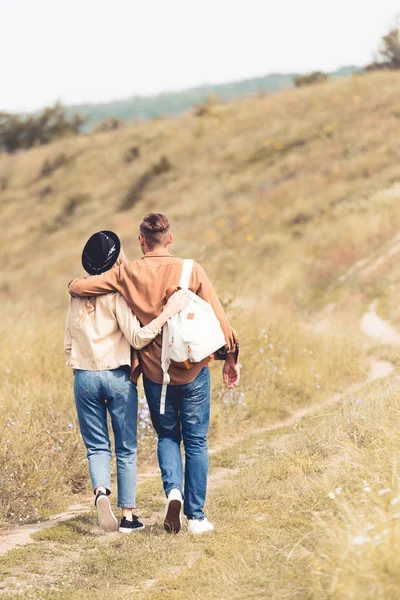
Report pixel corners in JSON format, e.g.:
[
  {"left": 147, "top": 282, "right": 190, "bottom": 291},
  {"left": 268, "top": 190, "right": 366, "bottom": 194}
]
[
  {"left": 378, "top": 488, "right": 391, "bottom": 496},
  {"left": 363, "top": 486, "right": 371, "bottom": 493},
  {"left": 352, "top": 535, "right": 371, "bottom": 546},
  {"left": 335, "top": 487, "right": 342, "bottom": 494},
  {"left": 327, "top": 491, "right": 335, "bottom": 499},
  {"left": 390, "top": 496, "right": 400, "bottom": 506}
]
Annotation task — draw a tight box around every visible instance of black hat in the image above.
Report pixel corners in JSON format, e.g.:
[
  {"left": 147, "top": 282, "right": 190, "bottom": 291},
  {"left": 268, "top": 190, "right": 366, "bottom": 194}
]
[{"left": 82, "top": 230, "right": 121, "bottom": 275}]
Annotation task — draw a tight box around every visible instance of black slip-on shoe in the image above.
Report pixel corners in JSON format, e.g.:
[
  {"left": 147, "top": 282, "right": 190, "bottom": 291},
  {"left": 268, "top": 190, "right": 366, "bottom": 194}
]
[
  {"left": 95, "top": 491, "right": 118, "bottom": 533},
  {"left": 119, "top": 515, "right": 145, "bottom": 533}
]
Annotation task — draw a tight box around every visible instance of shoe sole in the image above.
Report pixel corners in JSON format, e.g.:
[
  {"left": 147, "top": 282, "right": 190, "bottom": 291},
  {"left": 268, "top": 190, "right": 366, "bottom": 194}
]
[
  {"left": 163, "top": 499, "right": 182, "bottom": 534},
  {"left": 118, "top": 524, "right": 145, "bottom": 534},
  {"left": 97, "top": 495, "right": 118, "bottom": 533}
]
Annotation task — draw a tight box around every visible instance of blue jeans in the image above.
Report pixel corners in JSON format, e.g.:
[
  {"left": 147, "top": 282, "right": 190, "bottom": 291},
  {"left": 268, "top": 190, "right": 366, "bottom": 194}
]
[
  {"left": 74, "top": 367, "right": 138, "bottom": 508},
  {"left": 143, "top": 367, "right": 210, "bottom": 519}
]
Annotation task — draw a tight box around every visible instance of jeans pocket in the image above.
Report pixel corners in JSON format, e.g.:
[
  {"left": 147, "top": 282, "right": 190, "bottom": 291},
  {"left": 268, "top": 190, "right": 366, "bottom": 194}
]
[
  {"left": 110, "top": 367, "right": 132, "bottom": 392},
  {"left": 74, "top": 370, "right": 89, "bottom": 398}
]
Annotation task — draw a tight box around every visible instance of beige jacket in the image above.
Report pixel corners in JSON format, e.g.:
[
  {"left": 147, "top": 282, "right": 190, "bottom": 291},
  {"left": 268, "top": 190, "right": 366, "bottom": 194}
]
[{"left": 64, "top": 293, "right": 161, "bottom": 371}]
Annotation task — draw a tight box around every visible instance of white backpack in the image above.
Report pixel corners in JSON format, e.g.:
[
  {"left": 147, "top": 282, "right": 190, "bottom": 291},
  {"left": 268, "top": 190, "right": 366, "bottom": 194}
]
[{"left": 159, "top": 259, "right": 226, "bottom": 413}]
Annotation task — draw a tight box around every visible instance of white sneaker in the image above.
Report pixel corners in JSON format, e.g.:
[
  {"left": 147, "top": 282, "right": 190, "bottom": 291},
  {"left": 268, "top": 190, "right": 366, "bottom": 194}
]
[
  {"left": 95, "top": 492, "right": 118, "bottom": 533},
  {"left": 163, "top": 489, "right": 183, "bottom": 534},
  {"left": 187, "top": 516, "right": 214, "bottom": 534}
]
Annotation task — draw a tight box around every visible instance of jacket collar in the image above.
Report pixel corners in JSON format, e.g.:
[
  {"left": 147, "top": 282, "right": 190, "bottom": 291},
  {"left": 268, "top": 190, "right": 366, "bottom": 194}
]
[{"left": 142, "top": 250, "right": 173, "bottom": 258}]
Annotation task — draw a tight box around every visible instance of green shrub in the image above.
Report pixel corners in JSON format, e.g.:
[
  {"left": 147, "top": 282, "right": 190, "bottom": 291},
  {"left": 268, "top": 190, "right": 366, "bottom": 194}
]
[
  {"left": 294, "top": 71, "right": 328, "bottom": 87},
  {"left": 0, "top": 103, "right": 87, "bottom": 153},
  {"left": 366, "top": 26, "right": 400, "bottom": 71}
]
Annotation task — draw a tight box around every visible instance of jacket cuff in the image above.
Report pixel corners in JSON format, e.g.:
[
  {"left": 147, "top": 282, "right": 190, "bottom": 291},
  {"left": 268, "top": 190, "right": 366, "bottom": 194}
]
[{"left": 214, "top": 343, "right": 239, "bottom": 363}]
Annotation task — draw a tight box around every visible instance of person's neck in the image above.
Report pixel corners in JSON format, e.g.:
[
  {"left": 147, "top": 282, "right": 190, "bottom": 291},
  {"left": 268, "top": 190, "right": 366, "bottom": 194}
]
[{"left": 144, "top": 245, "right": 170, "bottom": 255}]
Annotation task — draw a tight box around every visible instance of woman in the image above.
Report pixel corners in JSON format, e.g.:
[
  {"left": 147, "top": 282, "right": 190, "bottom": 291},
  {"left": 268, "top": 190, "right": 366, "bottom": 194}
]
[{"left": 64, "top": 230, "right": 188, "bottom": 533}]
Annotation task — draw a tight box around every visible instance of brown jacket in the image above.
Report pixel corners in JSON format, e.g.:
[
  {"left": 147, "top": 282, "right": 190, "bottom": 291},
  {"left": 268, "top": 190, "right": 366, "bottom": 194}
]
[{"left": 69, "top": 251, "right": 238, "bottom": 384}]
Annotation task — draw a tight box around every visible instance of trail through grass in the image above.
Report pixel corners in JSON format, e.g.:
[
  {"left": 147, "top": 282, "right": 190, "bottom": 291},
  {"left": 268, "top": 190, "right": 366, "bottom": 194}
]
[{"left": 0, "top": 369, "right": 398, "bottom": 600}]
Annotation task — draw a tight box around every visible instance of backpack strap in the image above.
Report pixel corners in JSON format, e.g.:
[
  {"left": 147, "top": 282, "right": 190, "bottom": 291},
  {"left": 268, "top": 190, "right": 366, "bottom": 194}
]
[
  {"left": 179, "top": 259, "right": 194, "bottom": 290},
  {"left": 159, "top": 259, "right": 193, "bottom": 414},
  {"left": 160, "top": 322, "right": 171, "bottom": 414}
]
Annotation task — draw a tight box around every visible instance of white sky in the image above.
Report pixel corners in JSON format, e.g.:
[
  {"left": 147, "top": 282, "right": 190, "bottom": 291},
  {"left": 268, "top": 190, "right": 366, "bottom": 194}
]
[{"left": 0, "top": 0, "right": 399, "bottom": 112}]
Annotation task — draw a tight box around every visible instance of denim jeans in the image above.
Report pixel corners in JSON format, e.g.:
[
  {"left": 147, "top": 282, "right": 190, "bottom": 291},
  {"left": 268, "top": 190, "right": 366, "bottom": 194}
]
[
  {"left": 74, "top": 366, "right": 138, "bottom": 508},
  {"left": 143, "top": 366, "right": 210, "bottom": 519}
]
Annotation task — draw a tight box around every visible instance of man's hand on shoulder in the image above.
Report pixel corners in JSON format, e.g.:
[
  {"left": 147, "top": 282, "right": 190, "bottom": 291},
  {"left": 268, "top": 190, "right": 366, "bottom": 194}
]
[
  {"left": 222, "top": 360, "right": 240, "bottom": 389},
  {"left": 68, "top": 277, "right": 86, "bottom": 297}
]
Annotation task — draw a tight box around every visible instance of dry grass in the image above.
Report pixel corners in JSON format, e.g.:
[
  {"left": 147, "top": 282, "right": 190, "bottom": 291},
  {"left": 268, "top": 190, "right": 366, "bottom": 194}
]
[
  {"left": 2, "top": 377, "right": 400, "bottom": 599},
  {"left": 0, "top": 300, "right": 361, "bottom": 526},
  {"left": 3, "top": 70, "right": 400, "bottom": 597}
]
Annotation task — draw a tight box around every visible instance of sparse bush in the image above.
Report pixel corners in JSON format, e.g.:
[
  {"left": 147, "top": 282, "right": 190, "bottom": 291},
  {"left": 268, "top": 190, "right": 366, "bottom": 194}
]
[
  {"left": 38, "top": 185, "right": 53, "bottom": 202},
  {"left": 119, "top": 155, "right": 172, "bottom": 211},
  {"left": 366, "top": 26, "right": 400, "bottom": 71},
  {"left": 93, "top": 117, "right": 125, "bottom": 133},
  {"left": 194, "top": 94, "right": 220, "bottom": 117},
  {"left": 294, "top": 71, "right": 328, "bottom": 87},
  {"left": 0, "top": 103, "right": 87, "bottom": 154},
  {"left": 40, "top": 152, "right": 69, "bottom": 178},
  {"left": 42, "top": 194, "right": 91, "bottom": 233},
  {"left": 289, "top": 211, "right": 314, "bottom": 226},
  {"left": 123, "top": 146, "right": 140, "bottom": 164},
  {"left": 249, "top": 136, "right": 307, "bottom": 164}
]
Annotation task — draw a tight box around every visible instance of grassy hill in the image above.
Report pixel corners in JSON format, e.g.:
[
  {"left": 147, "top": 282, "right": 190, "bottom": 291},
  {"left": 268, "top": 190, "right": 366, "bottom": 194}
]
[
  {"left": 66, "top": 65, "right": 361, "bottom": 128},
  {"left": 2, "top": 70, "right": 400, "bottom": 599}
]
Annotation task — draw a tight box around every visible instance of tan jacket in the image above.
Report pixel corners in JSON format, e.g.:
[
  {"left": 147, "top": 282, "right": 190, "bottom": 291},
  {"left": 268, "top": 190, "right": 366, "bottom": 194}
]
[
  {"left": 64, "top": 293, "right": 161, "bottom": 371},
  {"left": 69, "top": 251, "right": 239, "bottom": 384}
]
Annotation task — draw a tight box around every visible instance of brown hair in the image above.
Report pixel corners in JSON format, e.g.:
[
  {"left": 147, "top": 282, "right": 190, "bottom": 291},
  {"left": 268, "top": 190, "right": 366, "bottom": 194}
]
[{"left": 139, "top": 213, "right": 170, "bottom": 249}]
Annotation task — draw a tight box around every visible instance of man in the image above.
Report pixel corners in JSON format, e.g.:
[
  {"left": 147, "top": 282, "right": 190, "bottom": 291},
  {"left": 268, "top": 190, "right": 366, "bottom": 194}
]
[{"left": 69, "top": 213, "right": 239, "bottom": 535}]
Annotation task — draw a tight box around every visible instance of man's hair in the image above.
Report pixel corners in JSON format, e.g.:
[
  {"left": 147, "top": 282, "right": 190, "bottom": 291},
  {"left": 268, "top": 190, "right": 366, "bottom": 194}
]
[{"left": 139, "top": 213, "right": 170, "bottom": 249}]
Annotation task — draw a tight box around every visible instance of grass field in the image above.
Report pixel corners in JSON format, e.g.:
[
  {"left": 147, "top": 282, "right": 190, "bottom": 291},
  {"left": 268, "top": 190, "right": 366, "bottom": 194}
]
[{"left": 2, "top": 70, "right": 400, "bottom": 598}]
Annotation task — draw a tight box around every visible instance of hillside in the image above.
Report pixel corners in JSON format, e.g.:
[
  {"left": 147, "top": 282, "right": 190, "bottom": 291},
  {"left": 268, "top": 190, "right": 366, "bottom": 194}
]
[
  {"left": 2, "top": 70, "right": 400, "bottom": 599},
  {"left": 1, "top": 69, "right": 399, "bottom": 313},
  {"left": 66, "top": 65, "right": 361, "bottom": 127}
]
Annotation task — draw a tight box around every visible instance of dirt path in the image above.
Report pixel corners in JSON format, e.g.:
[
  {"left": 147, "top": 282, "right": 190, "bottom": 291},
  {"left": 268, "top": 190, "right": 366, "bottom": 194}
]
[
  {"left": 334, "top": 223, "right": 400, "bottom": 288},
  {"left": 0, "top": 471, "right": 156, "bottom": 558},
  {"left": 360, "top": 300, "right": 400, "bottom": 345},
  {"left": 0, "top": 503, "right": 90, "bottom": 558}
]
